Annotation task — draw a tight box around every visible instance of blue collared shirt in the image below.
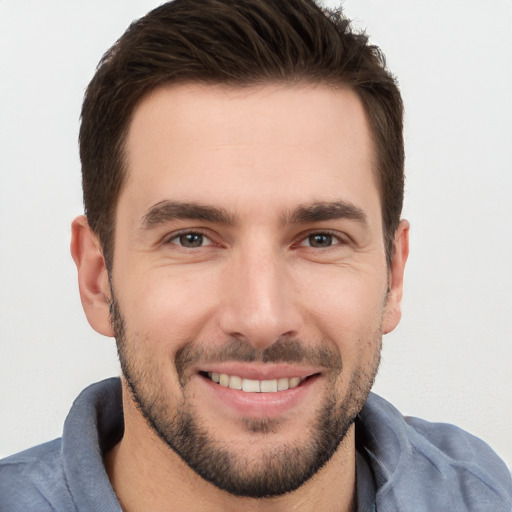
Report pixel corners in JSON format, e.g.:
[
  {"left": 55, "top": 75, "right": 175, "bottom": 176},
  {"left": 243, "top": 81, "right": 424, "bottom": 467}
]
[{"left": 1, "top": 378, "right": 510, "bottom": 511}]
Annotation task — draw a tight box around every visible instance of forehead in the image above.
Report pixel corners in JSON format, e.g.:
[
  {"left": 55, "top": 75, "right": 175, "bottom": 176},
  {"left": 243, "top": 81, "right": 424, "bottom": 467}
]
[{"left": 121, "top": 83, "right": 380, "bottom": 223}]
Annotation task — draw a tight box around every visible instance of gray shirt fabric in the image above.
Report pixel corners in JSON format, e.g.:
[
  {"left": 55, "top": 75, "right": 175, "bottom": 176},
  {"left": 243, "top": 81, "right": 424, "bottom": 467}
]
[{"left": 1, "top": 378, "right": 510, "bottom": 511}]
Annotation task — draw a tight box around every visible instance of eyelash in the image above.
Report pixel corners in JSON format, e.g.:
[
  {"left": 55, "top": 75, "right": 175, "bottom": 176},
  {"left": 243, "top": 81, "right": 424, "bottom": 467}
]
[
  {"left": 295, "top": 230, "right": 348, "bottom": 249},
  {"left": 164, "top": 230, "right": 214, "bottom": 248},
  {"left": 164, "top": 229, "right": 348, "bottom": 250}
]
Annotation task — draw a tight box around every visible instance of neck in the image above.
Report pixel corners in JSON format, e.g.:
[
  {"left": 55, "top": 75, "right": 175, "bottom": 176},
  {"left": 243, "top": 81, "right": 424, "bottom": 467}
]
[{"left": 105, "top": 388, "right": 357, "bottom": 512}]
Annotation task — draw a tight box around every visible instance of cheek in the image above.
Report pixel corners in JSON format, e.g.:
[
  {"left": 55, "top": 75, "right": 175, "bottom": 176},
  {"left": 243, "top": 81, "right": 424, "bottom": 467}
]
[
  {"left": 299, "top": 267, "right": 387, "bottom": 336},
  {"left": 297, "top": 267, "right": 386, "bottom": 392},
  {"left": 117, "top": 266, "right": 221, "bottom": 350}
]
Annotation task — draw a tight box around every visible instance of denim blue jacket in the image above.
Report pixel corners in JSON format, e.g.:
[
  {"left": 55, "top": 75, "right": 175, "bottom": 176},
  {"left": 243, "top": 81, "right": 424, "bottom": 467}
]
[{"left": 1, "top": 378, "right": 510, "bottom": 511}]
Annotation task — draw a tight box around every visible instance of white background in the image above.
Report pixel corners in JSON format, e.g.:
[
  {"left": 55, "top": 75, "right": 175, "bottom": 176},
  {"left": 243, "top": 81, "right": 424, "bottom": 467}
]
[{"left": 1, "top": 0, "right": 511, "bottom": 466}]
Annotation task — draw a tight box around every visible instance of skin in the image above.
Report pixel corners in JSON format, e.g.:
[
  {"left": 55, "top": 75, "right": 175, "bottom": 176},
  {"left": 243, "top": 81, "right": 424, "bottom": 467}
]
[{"left": 71, "top": 83, "right": 409, "bottom": 512}]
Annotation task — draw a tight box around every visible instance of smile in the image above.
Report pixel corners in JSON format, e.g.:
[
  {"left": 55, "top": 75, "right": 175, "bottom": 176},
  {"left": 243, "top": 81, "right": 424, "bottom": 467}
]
[{"left": 205, "top": 372, "right": 304, "bottom": 392}]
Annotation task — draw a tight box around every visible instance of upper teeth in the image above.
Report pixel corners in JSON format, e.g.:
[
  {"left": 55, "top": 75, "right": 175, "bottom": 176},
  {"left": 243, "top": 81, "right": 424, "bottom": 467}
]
[{"left": 207, "top": 372, "right": 302, "bottom": 392}]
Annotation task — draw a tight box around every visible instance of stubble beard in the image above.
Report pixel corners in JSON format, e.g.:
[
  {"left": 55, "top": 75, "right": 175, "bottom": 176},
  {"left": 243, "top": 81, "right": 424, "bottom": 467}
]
[{"left": 109, "top": 294, "right": 382, "bottom": 498}]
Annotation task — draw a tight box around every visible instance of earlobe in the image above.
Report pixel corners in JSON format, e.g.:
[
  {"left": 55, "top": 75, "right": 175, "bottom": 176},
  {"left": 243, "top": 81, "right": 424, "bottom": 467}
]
[
  {"left": 70, "top": 215, "right": 114, "bottom": 337},
  {"left": 382, "top": 219, "right": 410, "bottom": 335}
]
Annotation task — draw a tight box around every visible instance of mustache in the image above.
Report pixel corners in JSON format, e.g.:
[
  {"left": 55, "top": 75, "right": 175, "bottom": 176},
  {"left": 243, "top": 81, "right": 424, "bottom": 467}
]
[
  {"left": 175, "top": 337, "right": 342, "bottom": 381},
  {"left": 108, "top": 287, "right": 344, "bottom": 380}
]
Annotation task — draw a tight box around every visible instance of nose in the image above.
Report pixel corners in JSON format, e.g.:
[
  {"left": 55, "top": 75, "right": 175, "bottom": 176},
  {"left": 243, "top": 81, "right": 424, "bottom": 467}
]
[{"left": 217, "top": 245, "right": 303, "bottom": 350}]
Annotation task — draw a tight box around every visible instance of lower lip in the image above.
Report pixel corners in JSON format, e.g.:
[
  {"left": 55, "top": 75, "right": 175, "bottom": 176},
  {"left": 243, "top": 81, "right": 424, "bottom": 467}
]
[{"left": 197, "top": 373, "right": 320, "bottom": 418}]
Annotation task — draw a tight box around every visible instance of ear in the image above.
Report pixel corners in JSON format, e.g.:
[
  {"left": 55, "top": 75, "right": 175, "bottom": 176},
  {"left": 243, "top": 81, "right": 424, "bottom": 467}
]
[
  {"left": 70, "top": 215, "right": 114, "bottom": 337},
  {"left": 382, "top": 219, "right": 410, "bottom": 335}
]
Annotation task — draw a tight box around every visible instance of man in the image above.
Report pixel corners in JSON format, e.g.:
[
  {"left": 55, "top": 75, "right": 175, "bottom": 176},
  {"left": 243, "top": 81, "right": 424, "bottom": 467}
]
[{"left": 0, "top": 0, "right": 510, "bottom": 510}]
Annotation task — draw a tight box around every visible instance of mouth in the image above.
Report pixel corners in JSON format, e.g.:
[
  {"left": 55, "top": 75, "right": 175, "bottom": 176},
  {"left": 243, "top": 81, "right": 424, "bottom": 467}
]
[
  {"left": 196, "top": 366, "right": 323, "bottom": 418},
  {"left": 200, "top": 371, "right": 317, "bottom": 393}
]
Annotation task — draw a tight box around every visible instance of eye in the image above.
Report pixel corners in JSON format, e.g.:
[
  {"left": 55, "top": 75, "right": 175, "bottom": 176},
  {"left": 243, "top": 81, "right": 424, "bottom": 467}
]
[
  {"left": 299, "top": 232, "right": 342, "bottom": 248},
  {"left": 167, "top": 232, "right": 212, "bottom": 248}
]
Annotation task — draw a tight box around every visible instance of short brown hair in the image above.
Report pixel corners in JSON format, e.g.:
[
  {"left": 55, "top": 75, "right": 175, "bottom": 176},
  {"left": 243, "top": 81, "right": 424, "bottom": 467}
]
[{"left": 80, "top": 0, "right": 404, "bottom": 269}]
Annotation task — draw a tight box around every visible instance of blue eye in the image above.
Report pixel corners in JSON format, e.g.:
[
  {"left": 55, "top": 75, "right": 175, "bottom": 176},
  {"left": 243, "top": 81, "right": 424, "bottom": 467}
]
[
  {"left": 168, "top": 232, "right": 211, "bottom": 248},
  {"left": 180, "top": 233, "right": 204, "bottom": 247},
  {"left": 300, "top": 232, "right": 341, "bottom": 248},
  {"left": 308, "top": 233, "right": 334, "bottom": 248}
]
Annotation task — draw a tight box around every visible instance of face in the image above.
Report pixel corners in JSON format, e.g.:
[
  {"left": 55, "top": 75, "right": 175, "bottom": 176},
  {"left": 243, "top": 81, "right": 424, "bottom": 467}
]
[{"left": 81, "top": 83, "right": 407, "bottom": 498}]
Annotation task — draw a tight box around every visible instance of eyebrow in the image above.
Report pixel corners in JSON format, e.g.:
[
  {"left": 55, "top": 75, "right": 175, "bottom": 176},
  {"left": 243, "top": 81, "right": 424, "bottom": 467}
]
[
  {"left": 141, "top": 201, "right": 235, "bottom": 229},
  {"left": 286, "top": 201, "right": 368, "bottom": 226},
  {"left": 141, "top": 199, "right": 367, "bottom": 230}
]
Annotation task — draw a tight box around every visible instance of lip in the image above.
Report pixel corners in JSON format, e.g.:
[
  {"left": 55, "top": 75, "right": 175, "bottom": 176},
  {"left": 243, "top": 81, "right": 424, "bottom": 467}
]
[
  {"left": 195, "top": 362, "right": 321, "bottom": 381},
  {"left": 195, "top": 366, "right": 321, "bottom": 418}
]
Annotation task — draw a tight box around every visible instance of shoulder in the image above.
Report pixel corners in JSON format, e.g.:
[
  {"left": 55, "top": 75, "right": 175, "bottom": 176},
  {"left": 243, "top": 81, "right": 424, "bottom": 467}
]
[
  {"left": 0, "top": 439, "right": 76, "bottom": 511},
  {"left": 405, "top": 417, "right": 512, "bottom": 511},
  {"left": 358, "top": 393, "right": 512, "bottom": 512},
  {"left": 404, "top": 414, "right": 510, "bottom": 478}
]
